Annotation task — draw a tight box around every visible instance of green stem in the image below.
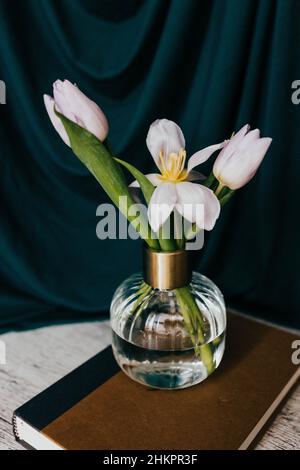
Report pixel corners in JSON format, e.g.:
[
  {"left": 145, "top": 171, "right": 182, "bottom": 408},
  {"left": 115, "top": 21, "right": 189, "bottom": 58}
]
[
  {"left": 204, "top": 172, "right": 216, "bottom": 188},
  {"left": 173, "top": 212, "right": 185, "bottom": 250},
  {"left": 158, "top": 216, "right": 177, "bottom": 251},
  {"left": 175, "top": 287, "right": 215, "bottom": 375},
  {"left": 130, "top": 282, "right": 152, "bottom": 315},
  {"left": 219, "top": 189, "right": 235, "bottom": 207},
  {"left": 131, "top": 265, "right": 215, "bottom": 375},
  {"left": 159, "top": 238, "right": 177, "bottom": 251},
  {"left": 154, "top": 216, "right": 215, "bottom": 374},
  {"left": 176, "top": 238, "right": 185, "bottom": 250},
  {"left": 131, "top": 284, "right": 152, "bottom": 319},
  {"left": 126, "top": 208, "right": 160, "bottom": 250},
  {"left": 195, "top": 343, "right": 215, "bottom": 375},
  {"left": 215, "top": 182, "right": 224, "bottom": 197}
]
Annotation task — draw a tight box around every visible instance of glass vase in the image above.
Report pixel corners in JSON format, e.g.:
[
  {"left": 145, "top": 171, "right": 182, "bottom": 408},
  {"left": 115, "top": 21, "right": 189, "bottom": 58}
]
[{"left": 110, "top": 250, "right": 226, "bottom": 390}]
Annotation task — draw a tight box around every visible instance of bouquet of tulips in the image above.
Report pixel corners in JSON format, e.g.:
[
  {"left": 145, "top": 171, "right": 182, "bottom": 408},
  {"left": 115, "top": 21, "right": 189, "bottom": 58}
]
[{"left": 44, "top": 80, "right": 272, "bottom": 373}]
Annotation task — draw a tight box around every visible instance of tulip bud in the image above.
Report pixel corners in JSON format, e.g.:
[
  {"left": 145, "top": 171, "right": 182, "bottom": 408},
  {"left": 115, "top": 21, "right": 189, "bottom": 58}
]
[
  {"left": 44, "top": 94, "right": 71, "bottom": 146},
  {"left": 213, "top": 125, "right": 272, "bottom": 190},
  {"left": 44, "top": 80, "right": 109, "bottom": 145}
]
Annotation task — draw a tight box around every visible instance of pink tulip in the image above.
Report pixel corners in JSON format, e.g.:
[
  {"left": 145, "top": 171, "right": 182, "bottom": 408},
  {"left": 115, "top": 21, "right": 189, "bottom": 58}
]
[
  {"left": 44, "top": 80, "right": 108, "bottom": 146},
  {"left": 213, "top": 124, "right": 272, "bottom": 190}
]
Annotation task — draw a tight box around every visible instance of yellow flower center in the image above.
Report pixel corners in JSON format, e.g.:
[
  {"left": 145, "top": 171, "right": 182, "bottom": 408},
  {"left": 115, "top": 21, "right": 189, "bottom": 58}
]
[{"left": 159, "top": 148, "right": 188, "bottom": 182}]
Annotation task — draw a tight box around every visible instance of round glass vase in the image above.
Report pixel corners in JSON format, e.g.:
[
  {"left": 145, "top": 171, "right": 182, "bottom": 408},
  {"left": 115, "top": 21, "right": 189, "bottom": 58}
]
[{"left": 110, "top": 252, "right": 226, "bottom": 390}]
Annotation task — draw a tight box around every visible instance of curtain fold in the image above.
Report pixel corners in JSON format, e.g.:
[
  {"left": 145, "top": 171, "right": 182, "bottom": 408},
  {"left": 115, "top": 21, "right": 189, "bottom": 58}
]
[{"left": 0, "top": 0, "right": 299, "bottom": 330}]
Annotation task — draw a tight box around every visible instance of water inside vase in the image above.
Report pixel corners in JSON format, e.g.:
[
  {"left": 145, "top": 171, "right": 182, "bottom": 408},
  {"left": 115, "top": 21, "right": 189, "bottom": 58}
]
[{"left": 112, "top": 329, "right": 225, "bottom": 389}]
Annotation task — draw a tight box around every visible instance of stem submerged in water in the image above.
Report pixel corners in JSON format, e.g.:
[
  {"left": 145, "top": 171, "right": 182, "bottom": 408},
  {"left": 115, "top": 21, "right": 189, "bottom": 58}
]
[
  {"left": 175, "top": 286, "right": 215, "bottom": 375},
  {"left": 130, "top": 279, "right": 216, "bottom": 376}
]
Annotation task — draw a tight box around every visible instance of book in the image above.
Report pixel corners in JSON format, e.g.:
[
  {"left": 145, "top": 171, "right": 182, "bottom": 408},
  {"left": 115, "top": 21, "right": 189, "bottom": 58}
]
[{"left": 13, "top": 313, "right": 300, "bottom": 450}]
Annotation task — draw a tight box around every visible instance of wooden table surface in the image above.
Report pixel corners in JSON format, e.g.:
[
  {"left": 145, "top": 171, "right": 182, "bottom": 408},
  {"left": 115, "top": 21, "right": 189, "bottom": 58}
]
[{"left": 0, "top": 320, "right": 299, "bottom": 450}]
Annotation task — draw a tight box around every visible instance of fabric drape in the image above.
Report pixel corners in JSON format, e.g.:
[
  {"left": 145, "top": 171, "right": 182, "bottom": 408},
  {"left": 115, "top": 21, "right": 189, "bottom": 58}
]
[{"left": 0, "top": 0, "right": 299, "bottom": 330}]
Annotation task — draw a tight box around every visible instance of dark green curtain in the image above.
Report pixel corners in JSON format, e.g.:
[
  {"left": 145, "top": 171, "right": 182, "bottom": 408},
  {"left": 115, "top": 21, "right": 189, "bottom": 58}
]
[{"left": 0, "top": 0, "right": 299, "bottom": 331}]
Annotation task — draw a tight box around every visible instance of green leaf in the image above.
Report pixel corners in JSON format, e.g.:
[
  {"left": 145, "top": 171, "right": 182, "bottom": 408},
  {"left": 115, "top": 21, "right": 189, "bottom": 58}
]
[
  {"left": 114, "top": 157, "right": 155, "bottom": 205},
  {"left": 115, "top": 157, "right": 177, "bottom": 251},
  {"left": 56, "top": 112, "right": 160, "bottom": 250},
  {"left": 57, "top": 113, "right": 128, "bottom": 208}
]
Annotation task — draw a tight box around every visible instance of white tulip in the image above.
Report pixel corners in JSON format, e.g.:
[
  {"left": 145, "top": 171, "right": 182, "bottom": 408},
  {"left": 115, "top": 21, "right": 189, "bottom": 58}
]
[
  {"left": 44, "top": 80, "right": 108, "bottom": 146},
  {"left": 131, "top": 119, "right": 223, "bottom": 232},
  {"left": 213, "top": 124, "right": 272, "bottom": 190}
]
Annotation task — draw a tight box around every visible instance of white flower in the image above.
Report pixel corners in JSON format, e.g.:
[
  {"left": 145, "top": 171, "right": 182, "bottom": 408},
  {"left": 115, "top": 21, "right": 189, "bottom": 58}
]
[
  {"left": 131, "top": 119, "right": 223, "bottom": 232},
  {"left": 44, "top": 80, "right": 109, "bottom": 146},
  {"left": 213, "top": 124, "right": 272, "bottom": 190}
]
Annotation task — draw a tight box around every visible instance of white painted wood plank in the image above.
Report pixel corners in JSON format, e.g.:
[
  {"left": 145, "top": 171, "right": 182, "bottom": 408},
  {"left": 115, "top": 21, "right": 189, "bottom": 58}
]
[{"left": 255, "top": 385, "right": 300, "bottom": 450}]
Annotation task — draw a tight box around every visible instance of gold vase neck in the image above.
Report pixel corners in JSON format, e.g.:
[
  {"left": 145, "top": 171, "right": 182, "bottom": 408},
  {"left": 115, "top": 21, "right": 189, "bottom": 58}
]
[{"left": 143, "top": 247, "right": 192, "bottom": 290}]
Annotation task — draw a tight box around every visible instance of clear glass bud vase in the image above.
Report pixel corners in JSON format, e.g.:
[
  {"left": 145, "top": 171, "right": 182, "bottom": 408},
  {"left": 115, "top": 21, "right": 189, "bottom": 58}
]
[{"left": 110, "top": 250, "right": 226, "bottom": 390}]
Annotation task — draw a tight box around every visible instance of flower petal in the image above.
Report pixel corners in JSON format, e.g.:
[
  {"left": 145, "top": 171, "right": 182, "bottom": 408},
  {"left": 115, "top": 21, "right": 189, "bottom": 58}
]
[
  {"left": 146, "top": 119, "right": 185, "bottom": 171},
  {"left": 53, "top": 80, "right": 108, "bottom": 141},
  {"left": 238, "top": 128, "right": 260, "bottom": 150},
  {"left": 175, "top": 182, "right": 220, "bottom": 231},
  {"left": 187, "top": 142, "right": 225, "bottom": 173},
  {"left": 213, "top": 144, "right": 233, "bottom": 180},
  {"left": 62, "top": 80, "right": 108, "bottom": 141},
  {"left": 148, "top": 182, "right": 177, "bottom": 232},
  {"left": 186, "top": 170, "right": 206, "bottom": 182},
  {"left": 229, "top": 123, "right": 250, "bottom": 145},
  {"left": 222, "top": 137, "right": 272, "bottom": 189},
  {"left": 43, "top": 94, "right": 70, "bottom": 146},
  {"left": 213, "top": 125, "right": 250, "bottom": 178},
  {"left": 52, "top": 80, "right": 75, "bottom": 122},
  {"left": 129, "top": 173, "right": 161, "bottom": 187}
]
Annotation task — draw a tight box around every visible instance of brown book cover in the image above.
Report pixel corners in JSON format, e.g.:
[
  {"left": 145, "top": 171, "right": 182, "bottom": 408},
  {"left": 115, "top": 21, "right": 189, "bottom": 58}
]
[{"left": 13, "top": 313, "right": 300, "bottom": 450}]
